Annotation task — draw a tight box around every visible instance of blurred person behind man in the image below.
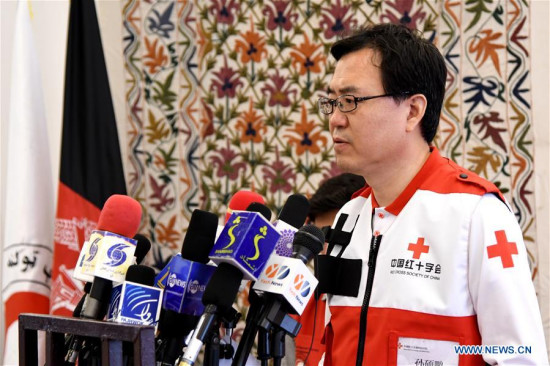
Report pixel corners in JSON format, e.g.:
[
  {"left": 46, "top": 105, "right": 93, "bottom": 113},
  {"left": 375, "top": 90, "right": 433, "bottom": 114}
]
[{"left": 287, "top": 173, "right": 366, "bottom": 366}]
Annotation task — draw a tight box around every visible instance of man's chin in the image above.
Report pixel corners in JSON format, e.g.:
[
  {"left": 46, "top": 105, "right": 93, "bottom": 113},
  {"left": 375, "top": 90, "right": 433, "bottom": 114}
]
[{"left": 335, "top": 158, "right": 358, "bottom": 175}]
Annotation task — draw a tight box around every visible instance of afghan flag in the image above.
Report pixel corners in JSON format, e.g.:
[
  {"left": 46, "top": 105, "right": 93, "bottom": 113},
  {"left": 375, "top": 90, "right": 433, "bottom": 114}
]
[
  {"left": 50, "top": 0, "right": 127, "bottom": 316},
  {"left": 2, "top": 1, "right": 55, "bottom": 363}
]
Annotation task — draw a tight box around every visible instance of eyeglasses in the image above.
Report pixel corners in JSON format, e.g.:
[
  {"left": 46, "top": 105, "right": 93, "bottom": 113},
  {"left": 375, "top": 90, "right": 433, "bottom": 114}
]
[{"left": 317, "top": 93, "right": 402, "bottom": 115}]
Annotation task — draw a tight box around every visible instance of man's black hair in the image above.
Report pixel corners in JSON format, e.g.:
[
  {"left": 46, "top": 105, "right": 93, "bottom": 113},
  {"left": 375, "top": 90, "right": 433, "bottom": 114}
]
[
  {"left": 330, "top": 23, "right": 447, "bottom": 143},
  {"left": 309, "top": 173, "right": 366, "bottom": 221}
]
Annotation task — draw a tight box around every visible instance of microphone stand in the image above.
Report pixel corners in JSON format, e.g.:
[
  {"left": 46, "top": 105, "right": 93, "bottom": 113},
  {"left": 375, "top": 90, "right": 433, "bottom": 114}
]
[
  {"left": 271, "top": 328, "right": 285, "bottom": 366},
  {"left": 204, "top": 330, "right": 221, "bottom": 366},
  {"left": 220, "top": 308, "right": 240, "bottom": 361},
  {"left": 232, "top": 288, "right": 265, "bottom": 366},
  {"left": 255, "top": 300, "right": 302, "bottom": 366},
  {"left": 257, "top": 328, "right": 271, "bottom": 366},
  {"left": 198, "top": 307, "right": 241, "bottom": 366}
]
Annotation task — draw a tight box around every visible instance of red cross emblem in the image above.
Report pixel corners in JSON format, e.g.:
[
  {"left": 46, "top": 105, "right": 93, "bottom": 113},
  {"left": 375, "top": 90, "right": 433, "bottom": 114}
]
[
  {"left": 487, "top": 230, "right": 518, "bottom": 268},
  {"left": 408, "top": 237, "right": 429, "bottom": 259}
]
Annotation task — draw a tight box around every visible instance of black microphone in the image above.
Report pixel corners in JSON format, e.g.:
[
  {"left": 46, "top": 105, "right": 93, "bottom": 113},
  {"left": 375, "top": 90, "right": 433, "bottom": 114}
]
[
  {"left": 65, "top": 233, "right": 151, "bottom": 361},
  {"left": 178, "top": 203, "right": 275, "bottom": 365},
  {"left": 256, "top": 225, "right": 325, "bottom": 332},
  {"left": 65, "top": 195, "right": 142, "bottom": 363},
  {"left": 107, "top": 264, "right": 157, "bottom": 366},
  {"left": 233, "top": 195, "right": 311, "bottom": 366},
  {"left": 155, "top": 209, "right": 219, "bottom": 366},
  {"left": 273, "top": 194, "right": 311, "bottom": 256},
  {"left": 133, "top": 234, "right": 152, "bottom": 264},
  {"left": 245, "top": 201, "right": 272, "bottom": 220}
]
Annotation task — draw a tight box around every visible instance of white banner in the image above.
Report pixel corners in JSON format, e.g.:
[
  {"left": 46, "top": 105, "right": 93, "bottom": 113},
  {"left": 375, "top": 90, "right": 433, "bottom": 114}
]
[{"left": 1, "top": 1, "right": 54, "bottom": 364}]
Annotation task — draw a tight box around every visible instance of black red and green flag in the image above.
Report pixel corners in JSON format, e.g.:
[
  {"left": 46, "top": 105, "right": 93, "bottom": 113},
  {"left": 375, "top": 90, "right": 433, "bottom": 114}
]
[{"left": 50, "top": 0, "right": 126, "bottom": 316}]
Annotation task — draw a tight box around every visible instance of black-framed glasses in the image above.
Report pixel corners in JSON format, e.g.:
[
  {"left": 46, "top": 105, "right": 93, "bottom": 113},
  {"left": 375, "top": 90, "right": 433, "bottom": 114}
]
[{"left": 317, "top": 93, "right": 403, "bottom": 115}]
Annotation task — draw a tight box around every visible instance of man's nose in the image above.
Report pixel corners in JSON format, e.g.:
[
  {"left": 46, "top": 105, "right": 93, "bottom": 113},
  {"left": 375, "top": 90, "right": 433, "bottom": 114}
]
[{"left": 329, "top": 107, "right": 348, "bottom": 130}]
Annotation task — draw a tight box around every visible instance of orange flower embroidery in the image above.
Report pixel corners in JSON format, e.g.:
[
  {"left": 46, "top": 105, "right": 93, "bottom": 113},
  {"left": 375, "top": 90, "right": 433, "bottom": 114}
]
[
  {"left": 289, "top": 34, "right": 326, "bottom": 75},
  {"left": 235, "top": 18, "right": 267, "bottom": 64},
  {"left": 285, "top": 104, "right": 328, "bottom": 156},
  {"left": 235, "top": 99, "right": 267, "bottom": 143}
]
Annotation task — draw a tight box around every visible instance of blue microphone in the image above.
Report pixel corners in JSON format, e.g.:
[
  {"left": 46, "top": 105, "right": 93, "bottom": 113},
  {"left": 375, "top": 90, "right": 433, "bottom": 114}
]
[
  {"left": 155, "top": 209, "right": 219, "bottom": 366},
  {"left": 107, "top": 264, "right": 162, "bottom": 327}
]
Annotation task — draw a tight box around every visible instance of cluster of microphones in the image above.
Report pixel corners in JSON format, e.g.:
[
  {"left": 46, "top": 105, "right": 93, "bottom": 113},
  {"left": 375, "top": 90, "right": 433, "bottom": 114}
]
[{"left": 63, "top": 190, "right": 325, "bottom": 366}]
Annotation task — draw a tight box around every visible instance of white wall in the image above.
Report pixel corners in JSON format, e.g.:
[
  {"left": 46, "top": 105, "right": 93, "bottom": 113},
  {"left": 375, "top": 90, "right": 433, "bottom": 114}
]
[
  {"left": 531, "top": 0, "right": 550, "bottom": 352},
  {"left": 0, "top": 0, "right": 125, "bottom": 361}
]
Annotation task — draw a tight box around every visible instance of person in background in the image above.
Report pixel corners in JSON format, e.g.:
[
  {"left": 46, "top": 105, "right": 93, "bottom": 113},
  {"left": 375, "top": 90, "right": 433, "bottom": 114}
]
[
  {"left": 319, "top": 23, "right": 548, "bottom": 365},
  {"left": 292, "top": 173, "right": 366, "bottom": 366}
]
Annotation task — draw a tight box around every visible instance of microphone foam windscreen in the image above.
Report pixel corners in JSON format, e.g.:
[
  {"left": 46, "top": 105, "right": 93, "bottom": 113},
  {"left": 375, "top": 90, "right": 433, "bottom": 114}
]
[
  {"left": 278, "top": 194, "right": 310, "bottom": 229},
  {"left": 246, "top": 202, "right": 272, "bottom": 221},
  {"left": 125, "top": 264, "right": 155, "bottom": 286},
  {"left": 202, "top": 263, "right": 243, "bottom": 310},
  {"left": 133, "top": 234, "right": 151, "bottom": 264},
  {"left": 225, "top": 190, "right": 265, "bottom": 222},
  {"left": 180, "top": 209, "right": 219, "bottom": 263},
  {"left": 97, "top": 194, "right": 142, "bottom": 238},
  {"left": 293, "top": 224, "right": 325, "bottom": 256}
]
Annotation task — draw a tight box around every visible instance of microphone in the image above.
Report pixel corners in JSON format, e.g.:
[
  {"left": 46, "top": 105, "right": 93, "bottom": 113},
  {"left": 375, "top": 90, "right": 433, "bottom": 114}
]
[
  {"left": 273, "top": 194, "right": 310, "bottom": 257},
  {"left": 179, "top": 204, "right": 279, "bottom": 365},
  {"left": 155, "top": 209, "right": 219, "bottom": 366},
  {"left": 255, "top": 225, "right": 324, "bottom": 328},
  {"left": 233, "top": 225, "right": 324, "bottom": 366},
  {"left": 133, "top": 234, "right": 152, "bottom": 264},
  {"left": 71, "top": 233, "right": 150, "bottom": 318},
  {"left": 225, "top": 190, "right": 265, "bottom": 223},
  {"left": 233, "top": 194, "right": 309, "bottom": 365},
  {"left": 64, "top": 234, "right": 151, "bottom": 361},
  {"left": 65, "top": 195, "right": 142, "bottom": 363},
  {"left": 107, "top": 264, "right": 162, "bottom": 326},
  {"left": 80, "top": 195, "right": 142, "bottom": 320},
  {"left": 157, "top": 209, "right": 219, "bottom": 315}
]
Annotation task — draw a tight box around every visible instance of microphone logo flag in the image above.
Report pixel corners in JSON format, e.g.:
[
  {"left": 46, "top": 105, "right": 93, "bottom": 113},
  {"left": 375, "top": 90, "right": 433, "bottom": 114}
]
[
  {"left": 105, "top": 243, "right": 130, "bottom": 267},
  {"left": 265, "top": 264, "right": 279, "bottom": 278},
  {"left": 87, "top": 236, "right": 101, "bottom": 262},
  {"left": 158, "top": 255, "right": 216, "bottom": 316},
  {"left": 188, "top": 280, "right": 205, "bottom": 295},
  {"left": 254, "top": 255, "right": 318, "bottom": 315},
  {"left": 222, "top": 216, "right": 242, "bottom": 250},
  {"left": 108, "top": 282, "right": 163, "bottom": 328},
  {"left": 265, "top": 263, "right": 291, "bottom": 279},
  {"left": 273, "top": 220, "right": 298, "bottom": 257},
  {"left": 293, "top": 274, "right": 311, "bottom": 297},
  {"left": 107, "top": 284, "right": 122, "bottom": 321},
  {"left": 93, "top": 233, "right": 137, "bottom": 282},
  {"left": 241, "top": 225, "right": 268, "bottom": 267},
  {"left": 78, "top": 230, "right": 106, "bottom": 279},
  {"left": 211, "top": 211, "right": 280, "bottom": 280},
  {"left": 277, "top": 266, "right": 291, "bottom": 280},
  {"left": 167, "top": 273, "right": 186, "bottom": 289}
]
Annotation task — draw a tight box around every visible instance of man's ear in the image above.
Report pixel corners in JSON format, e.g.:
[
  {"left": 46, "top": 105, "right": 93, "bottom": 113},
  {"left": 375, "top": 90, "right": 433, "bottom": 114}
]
[{"left": 405, "top": 94, "right": 427, "bottom": 132}]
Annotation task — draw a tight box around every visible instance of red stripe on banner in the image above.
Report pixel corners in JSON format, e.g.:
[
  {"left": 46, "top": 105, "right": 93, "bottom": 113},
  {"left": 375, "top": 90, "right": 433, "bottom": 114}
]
[
  {"left": 5, "top": 292, "right": 50, "bottom": 330},
  {"left": 50, "top": 182, "right": 100, "bottom": 316}
]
